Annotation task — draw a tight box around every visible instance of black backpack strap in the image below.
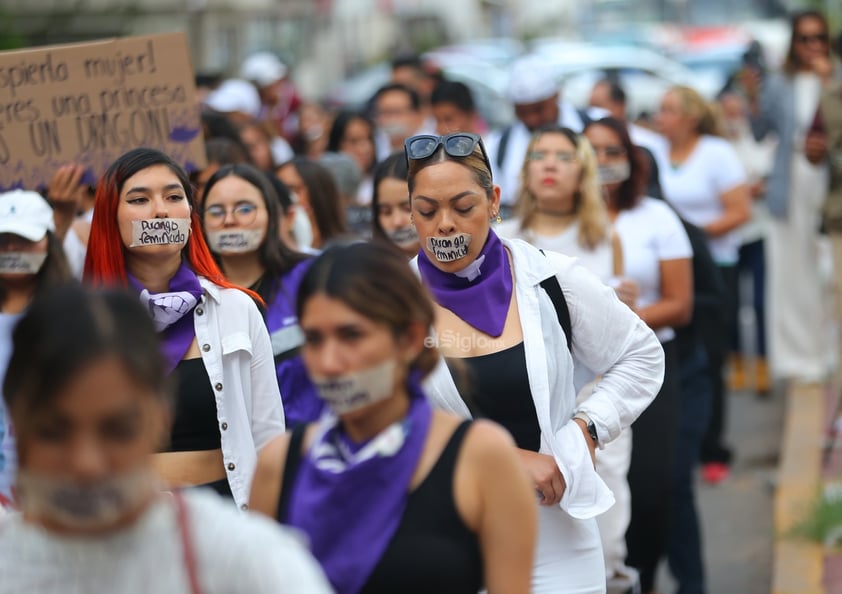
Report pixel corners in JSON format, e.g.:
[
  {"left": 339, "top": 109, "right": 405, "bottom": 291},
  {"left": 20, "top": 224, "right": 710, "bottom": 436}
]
[
  {"left": 496, "top": 125, "right": 512, "bottom": 170},
  {"left": 276, "top": 422, "right": 308, "bottom": 523},
  {"left": 538, "top": 250, "right": 572, "bottom": 352}
]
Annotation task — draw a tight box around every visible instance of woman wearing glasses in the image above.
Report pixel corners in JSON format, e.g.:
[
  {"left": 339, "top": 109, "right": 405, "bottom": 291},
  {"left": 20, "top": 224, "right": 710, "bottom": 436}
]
[
  {"left": 405, "top": 132, "right": 665, "bottom": 593},
  {"left": 745, "top": 10, "right": 836, "bottom": 385},
  {"left": 249, "top": 241, "right": 537, "bottom": 594},
  {"left": 202, "top": 164, "right": 322, "bottom": 428},
  {"left": 84, "top": 148, "right": 285, "bottom": 510}
]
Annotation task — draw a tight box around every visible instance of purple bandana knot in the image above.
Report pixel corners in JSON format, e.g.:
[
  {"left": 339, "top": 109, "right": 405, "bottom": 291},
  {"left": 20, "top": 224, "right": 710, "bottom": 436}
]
[
  {"left": 417, "top": 230, "right": 513, "bottom": 337},
  {"left": 287, "top": 379, "right": 432, "bottom": 594},
  {"left": 127, "top": 261, "right": 203, "bottom": 375}
]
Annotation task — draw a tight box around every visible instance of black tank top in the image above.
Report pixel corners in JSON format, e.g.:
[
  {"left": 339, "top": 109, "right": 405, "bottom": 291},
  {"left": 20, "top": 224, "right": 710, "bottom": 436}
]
[
  {"left": 455, "top": 342, "right": 540, "bottom": 451},
  {"left": 279, "top": 421, "right": 483, "bottom": 594},
  {"left": 165, "top": 358, "right": 221, "bottom": 452}
]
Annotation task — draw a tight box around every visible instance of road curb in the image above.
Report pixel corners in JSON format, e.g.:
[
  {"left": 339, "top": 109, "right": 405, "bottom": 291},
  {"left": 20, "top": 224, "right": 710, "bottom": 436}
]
[{"left": 772, "top": 382, "right": 826, "bottom": 594}]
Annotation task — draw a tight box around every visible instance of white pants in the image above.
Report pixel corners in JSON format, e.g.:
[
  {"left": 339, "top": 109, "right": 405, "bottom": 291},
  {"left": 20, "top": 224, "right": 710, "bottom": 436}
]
[{"left": 594, "top": 428, "right": 632, "bottom": 576}]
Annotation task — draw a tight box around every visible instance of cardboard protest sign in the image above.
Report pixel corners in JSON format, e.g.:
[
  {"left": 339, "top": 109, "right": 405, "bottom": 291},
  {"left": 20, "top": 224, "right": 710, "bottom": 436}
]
[{"left": 0, "top": 32, "right": 206, "bottom": 191}]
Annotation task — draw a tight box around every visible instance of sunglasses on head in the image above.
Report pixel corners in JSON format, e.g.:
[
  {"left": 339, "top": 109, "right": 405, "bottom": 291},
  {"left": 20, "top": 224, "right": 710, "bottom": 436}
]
[{"left": 404, "top": 133, "right": 492, "bottom": 179}]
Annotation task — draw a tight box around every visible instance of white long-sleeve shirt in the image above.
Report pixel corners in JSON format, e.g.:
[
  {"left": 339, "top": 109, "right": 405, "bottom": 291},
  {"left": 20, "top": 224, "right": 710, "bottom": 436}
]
[
  {"left": 194, "top": 279, "right": 286, "bottom": 510},
  {"left": 416, "top": 237, "right": 664, "bottom": 519}
]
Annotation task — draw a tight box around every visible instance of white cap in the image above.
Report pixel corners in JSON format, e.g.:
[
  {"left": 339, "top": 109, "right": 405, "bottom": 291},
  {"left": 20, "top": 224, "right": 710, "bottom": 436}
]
[
  {"left": 240, "top": 52, "right": 288, "bottom": 87},
  {"left": 506, "top": 55, "right": 560, "bottom": 104},
  {"left": 204, "top": 79, "right": 262, "bottom": 118},
  {"left": 0, "top": 190, "right": 55, "bottom": 241}
]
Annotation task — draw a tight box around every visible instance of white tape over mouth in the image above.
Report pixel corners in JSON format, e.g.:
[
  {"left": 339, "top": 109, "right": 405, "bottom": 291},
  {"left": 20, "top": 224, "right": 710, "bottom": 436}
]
[
  {"left": 387, "top": 225, "right": 419, "bottom": 248},
  {"left": 426, "top": 233, "right": 472, "bottom": 262},
  {"left": 129, "top": 218, "right": 190, "bottom": 247},
  {"left": 206, "top": 229, "right": 265, "bottom": 254},
  {"left": 0, "top": 252, "right": 47, "bottom": 274}
]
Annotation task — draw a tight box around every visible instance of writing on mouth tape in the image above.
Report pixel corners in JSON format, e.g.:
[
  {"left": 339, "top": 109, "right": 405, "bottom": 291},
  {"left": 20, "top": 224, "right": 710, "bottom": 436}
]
[
  {"left": 0, "top": 252, "right": 47, "bottom": 274},
  {"left": 130, "top": 218, "right": 190, "bottom": 247},
  {"left": 427, "top": 233, "right": 471, "bottom": 262}
]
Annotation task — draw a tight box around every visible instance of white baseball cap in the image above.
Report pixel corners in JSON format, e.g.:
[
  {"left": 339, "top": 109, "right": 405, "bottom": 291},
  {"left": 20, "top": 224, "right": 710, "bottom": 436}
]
[
  {"left": 506, "top": 55, "right": 560, "bottom": 104},
  {"left": 204, "top": 79, "right": 262, "bottom": 118},
  {"left": 0, "top": 190, "right": 55, "bottom": 242},
  {"left": 240, "top": 52, "right": 288, "bottom": 87}
]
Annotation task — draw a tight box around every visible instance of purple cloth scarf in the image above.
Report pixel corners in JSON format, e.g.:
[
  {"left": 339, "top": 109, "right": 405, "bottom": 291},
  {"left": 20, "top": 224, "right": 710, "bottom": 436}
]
[
  {"left": 127, "top": 261, "right": 203, "bottom": 375},
  {"left": 286, "top": 379, "right": 433, "bottom": 594},
  {"left": 417, "top": 230, "right": 512, "bottom": 337}
]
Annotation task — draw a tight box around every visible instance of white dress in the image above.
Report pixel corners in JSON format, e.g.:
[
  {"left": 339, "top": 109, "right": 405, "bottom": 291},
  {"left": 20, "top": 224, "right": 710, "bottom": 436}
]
[{"left": 766, "top": 73, "right": 832, "bottom": 381}]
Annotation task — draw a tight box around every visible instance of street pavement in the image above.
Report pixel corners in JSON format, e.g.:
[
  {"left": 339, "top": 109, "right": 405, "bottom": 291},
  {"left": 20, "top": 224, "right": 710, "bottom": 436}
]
[{"left": 656, "top": 382, "right": 786, "bottom": 594}]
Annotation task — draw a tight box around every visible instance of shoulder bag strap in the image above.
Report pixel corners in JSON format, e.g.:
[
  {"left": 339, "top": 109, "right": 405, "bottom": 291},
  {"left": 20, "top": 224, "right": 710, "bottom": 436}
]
[
  {"left": 277, "top": 423, "right": 308, "bottom": 523},
  {"left": 538, "top": 250, "right": 572, "bottom": 353},
  {"left": 174, "top": 491, "right": 203, "bottom": 594}
]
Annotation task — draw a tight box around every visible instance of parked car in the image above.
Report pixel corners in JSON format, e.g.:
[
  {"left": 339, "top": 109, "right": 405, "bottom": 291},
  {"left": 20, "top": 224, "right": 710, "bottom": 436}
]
[{"left": 522, "top": 42, "right": 720, "bottom": 119}]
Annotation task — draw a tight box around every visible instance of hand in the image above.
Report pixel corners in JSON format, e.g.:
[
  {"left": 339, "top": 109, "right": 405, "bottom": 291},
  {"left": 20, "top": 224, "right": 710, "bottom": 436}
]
[
  {"left": 811, "top": 55, "right": 834, "bottom": 82},
  {"left": 749, "top": 179, "right": 766, "bottom": 199},
  {"left": 518, "top": 450, "right": 565, "bottom": 506},
  {"left": 613, "top": 277, "right": 639, "bottom": 309},
  {"left": 739, "top": 67, "right": 763, "bottom": 99},
  {"left": 47, "top": 164, "right": 86, "bottom": 213},
  {"left": 805, "top": 132, "right": 828, "bottom": 165}
]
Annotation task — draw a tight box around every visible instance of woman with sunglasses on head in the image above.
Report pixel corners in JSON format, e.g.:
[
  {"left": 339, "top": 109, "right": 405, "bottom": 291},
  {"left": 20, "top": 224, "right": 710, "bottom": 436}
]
[
  {"left": 745, "top": 10, "right": 838, "bottom": 385},
  {"left": 496, "top": 125, "right": 639, "bottom": 590},
  {"left": 0, "top": 191, "right": 74, "bottom": 507},
  {"left": 249, "top": 241, "right": 537, "bottom": 594},
  {"left": 202, "top": 164, "right": 322, "bottom": 428},
  {"left": 370, "top": 152, "right": 420, "bottom": 258},
  {"left": 584, "top": 117, "right": 694, "bottom": 594},
  {"left": 84, "top": 148, "right": 285, "bottom": 511},
  {"left": 405, "top": 132, "right": 665, "bottom": 593},
  {"left": 0, "top": 285, "right": 332, "bottom": 594}
]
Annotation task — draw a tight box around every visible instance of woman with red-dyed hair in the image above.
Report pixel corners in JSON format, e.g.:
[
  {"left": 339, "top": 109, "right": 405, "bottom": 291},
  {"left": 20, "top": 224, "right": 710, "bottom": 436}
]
[{"left": 84, "top": 147, "right": 285, "bottom": 510}]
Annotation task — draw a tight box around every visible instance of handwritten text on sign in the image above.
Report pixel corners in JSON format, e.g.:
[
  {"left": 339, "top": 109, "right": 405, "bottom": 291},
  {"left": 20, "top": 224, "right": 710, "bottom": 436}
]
[{"left": 0, "top": 33, "right": 206, "bottom": 191}]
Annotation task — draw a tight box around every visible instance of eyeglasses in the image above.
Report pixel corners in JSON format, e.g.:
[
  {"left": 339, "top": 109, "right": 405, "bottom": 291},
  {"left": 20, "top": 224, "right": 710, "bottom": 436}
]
[
  {"left": 591, "top": 146, "right": 627, "bottom": 158},
  {"left": 404, "top": 133, "right": 492, "bottom": 178},
  {"left": 203, "top": 202, "right": 260, "bottom": 229},
  {"left": 526, "top": 150, "right": 578, "bottom": 164},
  {"left": 795, "top": 33, "right": 828, "bottom": 45}
]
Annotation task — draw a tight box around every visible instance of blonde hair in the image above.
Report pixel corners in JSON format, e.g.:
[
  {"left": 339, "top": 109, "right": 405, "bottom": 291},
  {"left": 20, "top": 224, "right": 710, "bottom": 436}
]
[
  {"left": 515, "top": 127, "right": 609, "bottom": 250},
  {"left": 668, "top": 85, "right": 723, "bottom": 137}
]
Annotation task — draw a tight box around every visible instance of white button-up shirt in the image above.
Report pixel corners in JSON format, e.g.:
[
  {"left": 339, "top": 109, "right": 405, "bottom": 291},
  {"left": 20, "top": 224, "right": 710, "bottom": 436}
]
[
  {"left": 417, "top": 238, "right": 664, "bottom": 519},
  {"left": 194, "top": 279, "right": 286, "bottom": 509}
]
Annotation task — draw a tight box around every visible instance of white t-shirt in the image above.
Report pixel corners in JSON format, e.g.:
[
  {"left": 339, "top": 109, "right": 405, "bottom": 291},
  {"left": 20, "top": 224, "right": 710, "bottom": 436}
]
[
  {"left": 613, "top": 197, "right": 693, "bottom": 342},
  {"left": 0, "top": 490, "right": 332, "bottom": 594},
  {"left": 496, "top": 219, "right": 615, "bottom": 282},
  {"left": 654, "top": 135, "right": 746, "bottom": 265}
]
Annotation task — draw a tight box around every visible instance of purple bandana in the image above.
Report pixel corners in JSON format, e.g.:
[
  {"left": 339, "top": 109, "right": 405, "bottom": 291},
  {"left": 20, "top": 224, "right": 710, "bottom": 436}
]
[
  {"left": 264, "top": 260, "right": 324, "bottom": 427},
  {"left": 128, "top": 261, "right": 203, "bottom": 375},
  {"left": 418, "top": 230, "right": 512, "bottom": 337},
  {"left": 286, "top": 377, "right": 433, "bottom": 594}
]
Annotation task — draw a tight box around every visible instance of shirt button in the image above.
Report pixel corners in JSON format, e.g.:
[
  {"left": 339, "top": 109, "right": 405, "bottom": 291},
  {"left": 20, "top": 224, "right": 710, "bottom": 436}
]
[
  {"left": 202, "top": 344, "right": 211, "bottom": 352},
  {"left": 221, "top": 422, "right": 228, "bottom": 431},
  {"left": 240, "top": 504, "right": 249, "bottom": 511},
  {"left": 227, "top": 462, "right": 236, "bottom": 471},
  {"left": 196, "top": 307, "right": 204, "bottom": 316},
  {"left": 215, "top": 383, "right": 223, "bottom": 391}
]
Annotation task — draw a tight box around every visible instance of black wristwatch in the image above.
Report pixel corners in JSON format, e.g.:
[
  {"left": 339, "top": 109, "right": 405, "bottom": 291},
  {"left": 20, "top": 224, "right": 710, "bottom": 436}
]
[{"left": 573, "top": 411, "right": 599, "bottom": 445}]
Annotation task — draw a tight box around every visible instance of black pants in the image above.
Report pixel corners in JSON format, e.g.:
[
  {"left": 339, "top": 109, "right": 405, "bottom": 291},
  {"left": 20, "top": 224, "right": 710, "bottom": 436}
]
[
  {"left": 626, "top": 339, "right": 681, "bottom": 592},
  {"left": 700, "top": 264, "right": 737, "bottom": 464}
]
